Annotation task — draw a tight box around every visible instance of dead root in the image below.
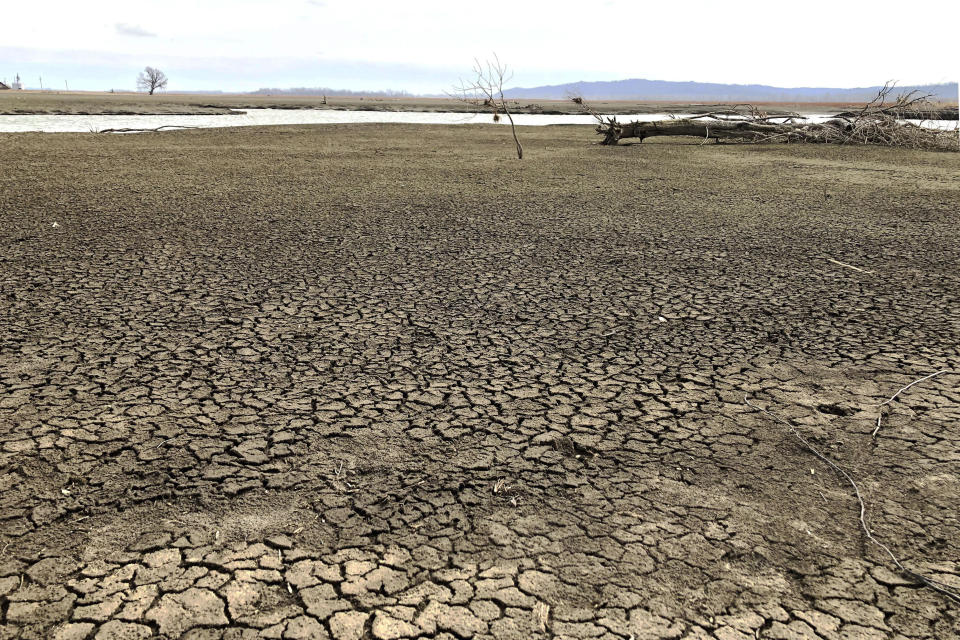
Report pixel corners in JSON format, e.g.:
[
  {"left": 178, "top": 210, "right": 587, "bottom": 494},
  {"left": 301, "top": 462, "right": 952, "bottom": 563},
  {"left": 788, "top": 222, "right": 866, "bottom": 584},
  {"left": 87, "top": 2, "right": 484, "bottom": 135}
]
[
  {"left": 873, "top": 370, "right": 951, "bottom": 437},
  {"left": 745, "top": 393, "right": 960, "bottom": 605}
]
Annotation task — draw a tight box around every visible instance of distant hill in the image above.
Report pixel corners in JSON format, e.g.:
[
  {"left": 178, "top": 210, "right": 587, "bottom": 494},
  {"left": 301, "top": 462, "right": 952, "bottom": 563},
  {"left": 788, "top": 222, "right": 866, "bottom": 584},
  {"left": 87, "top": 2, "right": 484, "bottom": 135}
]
[{"left": 503, "top": 79, "right": 959, "bottom": 103}]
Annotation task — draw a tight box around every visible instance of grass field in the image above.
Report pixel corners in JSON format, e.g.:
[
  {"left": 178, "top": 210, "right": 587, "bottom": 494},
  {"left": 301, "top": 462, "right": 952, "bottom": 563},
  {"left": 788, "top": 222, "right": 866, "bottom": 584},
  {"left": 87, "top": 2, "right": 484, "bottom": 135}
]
[{"left": 1, "top": 123, "right": 959, "bottom": 639}]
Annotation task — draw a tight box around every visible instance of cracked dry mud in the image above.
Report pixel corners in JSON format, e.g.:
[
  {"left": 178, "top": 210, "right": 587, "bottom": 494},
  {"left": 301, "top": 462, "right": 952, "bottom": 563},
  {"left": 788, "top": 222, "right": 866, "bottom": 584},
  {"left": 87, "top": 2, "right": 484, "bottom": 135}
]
[{"left": 1, "top": 124, "right": 959, "bottom": 640}]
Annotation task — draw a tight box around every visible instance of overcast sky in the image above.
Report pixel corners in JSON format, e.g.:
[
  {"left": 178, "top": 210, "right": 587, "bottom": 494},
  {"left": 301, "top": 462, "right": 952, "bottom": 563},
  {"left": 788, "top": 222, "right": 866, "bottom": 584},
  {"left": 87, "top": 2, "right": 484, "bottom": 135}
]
[{"left": 3, "top": 0, "right": 958, "bottom": 93}]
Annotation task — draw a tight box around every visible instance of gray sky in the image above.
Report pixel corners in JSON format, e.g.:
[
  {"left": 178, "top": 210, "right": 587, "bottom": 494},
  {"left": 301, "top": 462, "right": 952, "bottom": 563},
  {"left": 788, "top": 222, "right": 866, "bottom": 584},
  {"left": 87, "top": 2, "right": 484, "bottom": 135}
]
[{"left": 3, "top": 0, "right": 958, "bottom": 93}]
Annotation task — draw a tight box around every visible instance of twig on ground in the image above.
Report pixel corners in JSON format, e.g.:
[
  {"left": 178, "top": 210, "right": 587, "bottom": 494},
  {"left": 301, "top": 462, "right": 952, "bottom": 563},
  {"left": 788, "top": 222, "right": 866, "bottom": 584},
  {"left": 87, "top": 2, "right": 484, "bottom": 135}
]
[
  {"left": 744, "top": 393, "right": 960, "bottom": 605},
  {"left": 155, "top": 435, "right": 183, "bottom": 448},
  {"left": 826, "top": 258, "right": 875, "bottom": 274},
  {"left": 873, "top": 370, "right": 951, "bottom": 437}
]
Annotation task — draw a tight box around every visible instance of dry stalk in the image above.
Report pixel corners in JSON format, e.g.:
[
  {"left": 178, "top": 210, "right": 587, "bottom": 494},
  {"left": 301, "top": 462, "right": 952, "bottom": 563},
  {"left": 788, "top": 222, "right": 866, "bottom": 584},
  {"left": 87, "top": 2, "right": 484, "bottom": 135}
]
[{"left": 744, "top": 393, "right": 960, "bottom": 605}]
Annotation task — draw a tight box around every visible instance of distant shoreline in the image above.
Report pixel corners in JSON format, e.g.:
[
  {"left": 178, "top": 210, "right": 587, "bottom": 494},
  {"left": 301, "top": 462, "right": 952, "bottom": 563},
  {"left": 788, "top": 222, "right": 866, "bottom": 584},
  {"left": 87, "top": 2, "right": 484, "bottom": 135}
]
[{"left": 4, "top": 90, "right": 956, "bottom": 118}]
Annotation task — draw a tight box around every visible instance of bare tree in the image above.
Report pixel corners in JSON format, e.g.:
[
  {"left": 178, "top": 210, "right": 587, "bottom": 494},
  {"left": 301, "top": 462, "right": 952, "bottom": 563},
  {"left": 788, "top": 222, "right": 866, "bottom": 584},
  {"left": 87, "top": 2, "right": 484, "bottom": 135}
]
[
  {"left": 137, "top": 67, "right": 168, "bottom": 95},
  {"left": 452, "top": 55, "right": 523, "bottom": 159}
]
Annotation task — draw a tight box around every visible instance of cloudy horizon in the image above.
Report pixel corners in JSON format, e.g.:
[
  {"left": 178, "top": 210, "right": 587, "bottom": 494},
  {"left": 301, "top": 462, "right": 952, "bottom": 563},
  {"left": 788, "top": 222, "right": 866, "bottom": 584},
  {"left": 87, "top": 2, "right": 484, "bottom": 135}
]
[{"left": 3, "top": 0, "right": 958, "bottom": 94}]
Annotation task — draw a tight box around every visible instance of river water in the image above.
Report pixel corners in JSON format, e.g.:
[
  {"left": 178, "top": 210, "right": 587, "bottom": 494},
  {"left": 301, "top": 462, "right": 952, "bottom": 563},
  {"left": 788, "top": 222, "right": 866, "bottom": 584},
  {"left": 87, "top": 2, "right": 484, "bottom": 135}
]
[{"left": 0, "top": 108, "right": 956, "bottom": 133}]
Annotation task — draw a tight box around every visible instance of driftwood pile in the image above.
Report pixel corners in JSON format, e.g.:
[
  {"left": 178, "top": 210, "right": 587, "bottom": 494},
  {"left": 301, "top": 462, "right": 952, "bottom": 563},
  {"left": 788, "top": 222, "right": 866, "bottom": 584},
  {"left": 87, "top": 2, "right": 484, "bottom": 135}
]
[{"left": 583, "top": 84, "right": 957, "bottom": 151}]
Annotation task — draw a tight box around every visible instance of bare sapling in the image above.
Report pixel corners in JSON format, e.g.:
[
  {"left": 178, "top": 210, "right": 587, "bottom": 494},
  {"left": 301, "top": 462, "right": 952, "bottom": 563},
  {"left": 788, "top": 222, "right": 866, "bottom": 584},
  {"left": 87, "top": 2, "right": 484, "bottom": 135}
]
[{"left": 452, "top": 55, "right": 524, "bottom": 159}]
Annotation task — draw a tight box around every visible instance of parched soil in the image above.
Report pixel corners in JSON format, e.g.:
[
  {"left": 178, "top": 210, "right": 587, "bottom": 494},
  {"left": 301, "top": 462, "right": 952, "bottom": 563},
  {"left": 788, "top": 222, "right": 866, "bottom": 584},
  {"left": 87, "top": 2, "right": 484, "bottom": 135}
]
[{"left": 1, "top": 124, "right": 959, "bottom": 640}]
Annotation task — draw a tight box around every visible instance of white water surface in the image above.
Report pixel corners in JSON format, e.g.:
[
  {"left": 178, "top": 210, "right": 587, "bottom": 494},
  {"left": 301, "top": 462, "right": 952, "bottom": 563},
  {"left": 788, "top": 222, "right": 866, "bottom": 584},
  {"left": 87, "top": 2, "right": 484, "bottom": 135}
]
[{"left": 0, "top": 108, "right": 955, "bottom": 133}]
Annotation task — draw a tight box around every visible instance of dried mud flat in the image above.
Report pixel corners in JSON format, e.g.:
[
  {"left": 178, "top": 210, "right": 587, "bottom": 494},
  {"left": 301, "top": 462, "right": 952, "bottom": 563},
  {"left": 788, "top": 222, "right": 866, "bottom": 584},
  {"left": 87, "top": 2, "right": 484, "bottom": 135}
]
[
  {"left": 1, "top": 124, "right": 959, "bottom": 640},
  {"left": 0, "top": 91, "right": 858, "bottom": 117}
]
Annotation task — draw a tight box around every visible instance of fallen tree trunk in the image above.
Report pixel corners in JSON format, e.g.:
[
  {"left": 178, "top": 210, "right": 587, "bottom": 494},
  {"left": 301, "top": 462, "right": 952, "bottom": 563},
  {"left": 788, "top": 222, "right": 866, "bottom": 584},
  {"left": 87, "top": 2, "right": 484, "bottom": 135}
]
[
  {"left": 596, "top": 114, "right": 955, "bottom": 150},
  {"left": 585, "top": 83, "right": 958, "bottom": 151},
  {"left": 598, "top": 118, "right": 829, "bottom": 145}
]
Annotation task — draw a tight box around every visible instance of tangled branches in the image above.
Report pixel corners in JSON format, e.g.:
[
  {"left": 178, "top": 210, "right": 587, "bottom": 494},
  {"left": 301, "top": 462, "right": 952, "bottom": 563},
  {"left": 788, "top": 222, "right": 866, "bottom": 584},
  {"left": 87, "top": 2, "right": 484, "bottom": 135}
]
[
  {"left": 822, "top": 83, "right": 956, "bottom": 150},
  {"left": 576, "top": 84, "right": 957, "bottom": 151}
]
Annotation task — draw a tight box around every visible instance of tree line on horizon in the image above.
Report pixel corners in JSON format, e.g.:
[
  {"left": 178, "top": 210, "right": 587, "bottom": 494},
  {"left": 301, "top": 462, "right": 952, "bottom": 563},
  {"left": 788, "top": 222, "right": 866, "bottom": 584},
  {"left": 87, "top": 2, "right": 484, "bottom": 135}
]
[
  {"left": 246, "top": 81, "right": 957, "bottom": 104},
  {"left": 249, "top": 87, "right": 413, "bottom": 97}
]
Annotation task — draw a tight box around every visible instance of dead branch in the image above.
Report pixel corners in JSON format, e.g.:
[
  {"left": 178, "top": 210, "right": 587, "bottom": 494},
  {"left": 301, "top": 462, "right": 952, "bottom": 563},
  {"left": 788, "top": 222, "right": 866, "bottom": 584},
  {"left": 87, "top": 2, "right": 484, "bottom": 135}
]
[
  {"left": 97, "top": 125, "right": 198, "bottom": 134},
  {"left": 872, "top": 369, "right": 951, "bottom": 437},
  {"left": 593, "top": 85, "right": 957, "bottom": 151},
  {"left": 745, "top": 393, "right": 960, "bottom": 605}
]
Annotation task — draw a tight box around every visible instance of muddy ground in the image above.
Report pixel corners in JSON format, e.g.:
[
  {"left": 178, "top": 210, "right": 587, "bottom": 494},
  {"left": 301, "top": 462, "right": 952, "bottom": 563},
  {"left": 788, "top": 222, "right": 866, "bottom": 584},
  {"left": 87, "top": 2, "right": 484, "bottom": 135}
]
[
  {"left": 0, "top": 124, "right": 958, "bottom": 640},
  {"left": 0, "top": 91, "right": 877, "bottom": 117}
]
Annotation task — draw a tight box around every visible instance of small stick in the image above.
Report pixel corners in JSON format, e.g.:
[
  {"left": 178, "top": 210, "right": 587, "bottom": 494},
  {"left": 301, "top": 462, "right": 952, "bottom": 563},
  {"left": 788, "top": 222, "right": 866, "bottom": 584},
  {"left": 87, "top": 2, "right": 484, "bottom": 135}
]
[
  {"left": 826, "top": 258, "right": 875, "bottom": 274},
  {"left": 872, "top": 369, "right": 950, "bottom": 437},
  {"left": 155, "top": 435, "right": 183, "bottom": 448},
  {"left": 745, "top": 393, "right": 960, "bottom": 604}
]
